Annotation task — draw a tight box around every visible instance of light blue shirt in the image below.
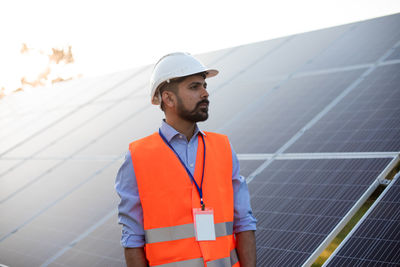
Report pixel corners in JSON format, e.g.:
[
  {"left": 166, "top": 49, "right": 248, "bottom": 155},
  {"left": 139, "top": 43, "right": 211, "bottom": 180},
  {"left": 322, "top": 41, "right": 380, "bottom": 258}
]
[{"left": 115, "top": 120, "right": 257, "bottom": 248}]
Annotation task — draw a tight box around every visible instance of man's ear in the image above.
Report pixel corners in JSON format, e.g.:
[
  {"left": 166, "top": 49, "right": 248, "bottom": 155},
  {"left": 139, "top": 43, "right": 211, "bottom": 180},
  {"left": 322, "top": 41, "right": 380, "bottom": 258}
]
[{"left": 161, "top": 91, "right": 176, "bottom": 108}]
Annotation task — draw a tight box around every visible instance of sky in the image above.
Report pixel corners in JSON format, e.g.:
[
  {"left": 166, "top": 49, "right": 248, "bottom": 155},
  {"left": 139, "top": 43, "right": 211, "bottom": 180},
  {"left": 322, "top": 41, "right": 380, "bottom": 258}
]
[{"left": 0, "top": 0, "right": 400, "bottom": 94}]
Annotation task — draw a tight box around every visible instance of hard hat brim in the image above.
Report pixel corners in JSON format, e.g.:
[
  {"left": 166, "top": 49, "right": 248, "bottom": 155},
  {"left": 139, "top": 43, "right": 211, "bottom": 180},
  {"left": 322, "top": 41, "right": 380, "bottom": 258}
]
[{"left": 205, "top": 69, "right": 218, "bottom": 79}]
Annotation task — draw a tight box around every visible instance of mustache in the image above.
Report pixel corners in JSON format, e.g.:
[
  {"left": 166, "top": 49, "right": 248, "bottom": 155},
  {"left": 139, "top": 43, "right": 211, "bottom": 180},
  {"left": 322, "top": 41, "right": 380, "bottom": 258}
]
[{"left": 196, "top": 99, "right": 210, "bottom": 108}]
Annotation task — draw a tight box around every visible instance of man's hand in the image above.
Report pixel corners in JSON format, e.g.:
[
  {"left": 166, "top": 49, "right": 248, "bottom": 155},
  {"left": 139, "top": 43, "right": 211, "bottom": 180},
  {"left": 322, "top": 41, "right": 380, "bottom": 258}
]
[
  {"left": 236, "top": 230, "right": 256, "bottom": 267},
  {"left": 124, "top": 247, "right": 148, "bottom": 267}
]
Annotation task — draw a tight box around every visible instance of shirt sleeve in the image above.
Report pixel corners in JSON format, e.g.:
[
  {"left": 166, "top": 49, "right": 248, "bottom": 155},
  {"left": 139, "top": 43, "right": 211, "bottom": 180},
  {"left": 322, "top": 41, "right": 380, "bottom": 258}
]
[
  {"left": 115, "top": 152, "right": 145, "bottom": 248},
  {"left": 231, "top": 143, "right": 258, "bottom": 233}
]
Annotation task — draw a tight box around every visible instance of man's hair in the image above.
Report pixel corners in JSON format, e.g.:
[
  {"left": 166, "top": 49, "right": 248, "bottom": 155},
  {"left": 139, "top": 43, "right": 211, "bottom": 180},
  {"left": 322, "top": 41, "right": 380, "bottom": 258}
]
[
  {"left": 158, "top": 77, "right": 184, "bottom": 111},
  {"left": 158, "top": 72, "right": 207, "bottom": 111}
]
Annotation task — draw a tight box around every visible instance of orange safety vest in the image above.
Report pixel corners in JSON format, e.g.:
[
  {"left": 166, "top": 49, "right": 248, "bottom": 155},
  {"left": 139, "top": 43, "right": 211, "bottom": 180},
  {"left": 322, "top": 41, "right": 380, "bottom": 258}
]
[{"left": 129, "top": 132, "right": 240, "bottom": 267}]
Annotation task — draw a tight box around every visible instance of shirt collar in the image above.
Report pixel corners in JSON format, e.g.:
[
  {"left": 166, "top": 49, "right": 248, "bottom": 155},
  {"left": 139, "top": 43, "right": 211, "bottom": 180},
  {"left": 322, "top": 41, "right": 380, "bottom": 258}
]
[{"left": 160, "top": 120, "right": 206, "bottom": 142}]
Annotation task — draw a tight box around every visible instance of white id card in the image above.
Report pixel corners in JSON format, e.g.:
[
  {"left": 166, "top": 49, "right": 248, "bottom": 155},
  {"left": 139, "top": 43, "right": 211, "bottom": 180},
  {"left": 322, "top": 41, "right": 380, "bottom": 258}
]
[{"left": 193, "top": 208, "right": 216, "bottom": 241}]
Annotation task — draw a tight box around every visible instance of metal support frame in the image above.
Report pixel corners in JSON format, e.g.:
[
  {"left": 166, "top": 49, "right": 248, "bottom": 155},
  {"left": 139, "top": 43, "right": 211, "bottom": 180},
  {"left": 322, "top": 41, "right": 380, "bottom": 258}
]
[{"left": 238, "top": 152, "right": 399, "bottom": 160}]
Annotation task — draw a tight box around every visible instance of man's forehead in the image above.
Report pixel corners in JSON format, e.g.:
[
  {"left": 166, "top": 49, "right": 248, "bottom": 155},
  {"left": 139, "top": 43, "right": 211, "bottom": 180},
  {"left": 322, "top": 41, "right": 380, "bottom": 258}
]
[{"left": 182, "top": 74, "right": 206, "bottom": 84}]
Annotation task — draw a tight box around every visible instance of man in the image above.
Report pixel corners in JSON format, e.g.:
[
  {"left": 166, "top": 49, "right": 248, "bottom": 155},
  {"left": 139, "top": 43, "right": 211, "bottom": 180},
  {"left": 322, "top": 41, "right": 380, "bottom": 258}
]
[{"left": 115, "top": 52, "right": 257, "bottom": 267}]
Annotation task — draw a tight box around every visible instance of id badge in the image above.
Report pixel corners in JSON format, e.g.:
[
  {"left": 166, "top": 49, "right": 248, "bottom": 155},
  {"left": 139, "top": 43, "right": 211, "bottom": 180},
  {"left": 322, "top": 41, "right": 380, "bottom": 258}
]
[{"left": 193, "top": 208, "right": 216, "bottom": 241}]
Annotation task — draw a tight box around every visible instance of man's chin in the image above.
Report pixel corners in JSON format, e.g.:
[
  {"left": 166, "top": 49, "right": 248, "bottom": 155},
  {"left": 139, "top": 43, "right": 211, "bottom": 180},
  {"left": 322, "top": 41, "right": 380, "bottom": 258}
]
[
  {"left": 198, "top": 115, "right": 208, "bottom": 122},
  {"left": 192, "top": 113, "right": 208, "bottom": 122},
  {"left": 198, "top": 110, "right": 209, "bottom": 120}
]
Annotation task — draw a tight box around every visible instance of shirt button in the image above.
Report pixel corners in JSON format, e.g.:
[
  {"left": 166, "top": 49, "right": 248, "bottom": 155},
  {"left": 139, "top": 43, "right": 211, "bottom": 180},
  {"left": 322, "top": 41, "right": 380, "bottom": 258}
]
[
  {"left": 190, "top": 163, "right": 194, "bottom": 167},
  {"left": 179, "top": 135, "right": 183, "bottom": 139}
]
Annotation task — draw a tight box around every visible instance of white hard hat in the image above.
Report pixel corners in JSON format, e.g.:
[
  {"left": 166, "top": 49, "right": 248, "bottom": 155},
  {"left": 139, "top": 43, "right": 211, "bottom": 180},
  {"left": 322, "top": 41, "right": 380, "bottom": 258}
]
[{"left": 150, "top": 52, "right": 219, "bottom": 105}]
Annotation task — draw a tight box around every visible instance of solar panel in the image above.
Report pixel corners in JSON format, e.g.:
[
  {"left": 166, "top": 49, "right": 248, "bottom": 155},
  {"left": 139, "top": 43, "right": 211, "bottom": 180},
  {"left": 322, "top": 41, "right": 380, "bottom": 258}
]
[
  {"left": 232, "top": 24, "right": 351, "bottom": 82},
  {"left": 325, "top": 173, "right": 400, "bottom": 266},
  {"left": 0, "top": 69, "right": 144, "bottom": 157},
  {"left": 0, "top": 159, "right": 121, "bottom": 266},
  {"left": 216, "top": 69, "right": 363, "bottom": 153},
  {"left": 300, "top": 13, "right": 400, "bottom": 72},
  {"left": 287, "top": 64, "right": 400, "bottom": 153},
  {"left": 197, "top": 37, "right": 288, "bottom": 90},
  {"left": 250, "top": 158, "right": 392, "bottom": 266},
  {"left": 48, "top": 214, "right": 124, "bottom": 267},
  {"left": 0, "top": 159, "right": 59, "bottom": 203}
]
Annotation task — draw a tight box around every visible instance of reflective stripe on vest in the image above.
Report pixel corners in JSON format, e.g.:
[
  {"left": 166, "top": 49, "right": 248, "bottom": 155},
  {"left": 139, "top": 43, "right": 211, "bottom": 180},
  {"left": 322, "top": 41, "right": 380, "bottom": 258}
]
[
  {"left": 152, "top": 249, "right": 238, "bottom": 267},
  {"left": 145, "top": 221, "right": 233, "bottom": 244}
]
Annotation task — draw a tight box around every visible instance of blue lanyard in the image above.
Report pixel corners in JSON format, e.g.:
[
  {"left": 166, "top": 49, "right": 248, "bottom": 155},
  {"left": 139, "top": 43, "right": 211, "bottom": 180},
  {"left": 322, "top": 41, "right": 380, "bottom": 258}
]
[{"left": 158, "top": 129, "right": 206, "bottom": 210}]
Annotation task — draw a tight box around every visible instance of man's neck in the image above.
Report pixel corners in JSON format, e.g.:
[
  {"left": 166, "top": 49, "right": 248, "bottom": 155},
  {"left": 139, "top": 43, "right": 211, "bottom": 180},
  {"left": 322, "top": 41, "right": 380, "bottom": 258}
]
[{"left": 165, "top": 117, "right": 196, "bottom": 141}]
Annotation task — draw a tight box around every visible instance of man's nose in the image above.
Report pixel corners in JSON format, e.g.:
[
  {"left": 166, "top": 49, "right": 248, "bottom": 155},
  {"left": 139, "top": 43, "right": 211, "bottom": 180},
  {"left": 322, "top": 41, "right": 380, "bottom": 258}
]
[{"left": 201, "top": 86, "right": 209, "bottom": 98}]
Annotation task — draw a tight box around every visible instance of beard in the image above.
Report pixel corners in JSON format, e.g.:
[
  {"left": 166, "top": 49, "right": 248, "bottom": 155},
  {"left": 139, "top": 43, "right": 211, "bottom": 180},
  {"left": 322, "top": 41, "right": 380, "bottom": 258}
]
[{"left": 176, "top": 96, "right": 209, "bottom": 122}]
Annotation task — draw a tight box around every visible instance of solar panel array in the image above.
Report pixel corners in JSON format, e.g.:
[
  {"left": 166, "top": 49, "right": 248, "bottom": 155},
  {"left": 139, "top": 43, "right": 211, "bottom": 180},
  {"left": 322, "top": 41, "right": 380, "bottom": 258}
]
[
  {"left": 325, "top": 173, "right": 400, "bottom": 266},
  {"left": 1, "top": 13, "right": 400, "bottom": 267}
]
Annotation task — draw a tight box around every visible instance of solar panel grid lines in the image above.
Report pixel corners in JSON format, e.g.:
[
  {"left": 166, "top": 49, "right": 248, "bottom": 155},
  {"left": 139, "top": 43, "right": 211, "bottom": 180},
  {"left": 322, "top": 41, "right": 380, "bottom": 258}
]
[
  {"left": 0, "top": 68, "right": 149, "bottom": 151},
  {"left": 46, "top": 215, "right": 125, "bottom": 267},
  {"left": 0, "top": 159, "right": 122, "bottom": 266},
  {"left": 302, "top": 156, "right": 400, "bottom": 266},
  {"left": 0, "top": 76, "right": 90, "bottom": 120},
  {"left": 213, "top": 23, "right": 365, "bottom": 141},
  {"left": 0, "top": 71, "right": 130, "bottom": 128},
  {"left": 238, "top": 154, "right": 274, "bottom": 160},
  {"left": 293, "top": 63, "right": 373, "bottom": 79},
  {"left": 202, "top": 36, "right": 295, "bottom": 96},
  {"left": 220, "top": 69, "right": 365, "bottom": 154},
  {"left": 40, "top": 209, "right": 117, "bottom": 267},
  {"left": 0, "top": 77, "right": 106, "bottom": 143},
  {"left": 0, "top": 107, "right": 75, "bottom": 154},
  {"left": 197, "top": 46, "right": 241, "bottom": 68},
  {"left": 324, "top": 171, "right": 400, "bottom": 266},
  {"left": 300, "top": 13, "right": 400, "bottom": 72},
  {"left": 0, "top": 93, "right": 144, "bottom": 177},
  {"left": 0, "top": 66, "right": 149, "bottom": 158},
  {"left": 0, "top": 158, "right": 119, "bottom": 242},
  {"left": 279, "top": 48, "right": 400, "bottom": 155},
  {"left": 232, "top": 23, "right": 353, "bottom": 84},
  {"left": 0, "top": 97, "right": 151, "bottom": 204},
  {"left": 247, "top": 158, "right": 393, "bottom": 266},
  {"left": 0, "top": 82, "right": 148, "bottom": 159},
  {"left": 287, "top": 63, "right": 400, "bottom": 153}
]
